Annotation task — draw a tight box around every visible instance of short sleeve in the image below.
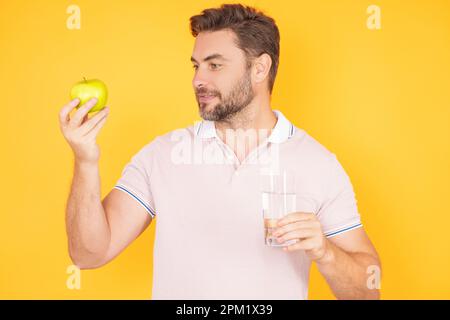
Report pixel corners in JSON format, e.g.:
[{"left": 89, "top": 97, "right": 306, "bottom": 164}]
[
  {"left": 317, "top": 154, "right": 363, "bottom": 238},
  {"left": 114, "top": 141, "right": 157, "bottom": 218}
]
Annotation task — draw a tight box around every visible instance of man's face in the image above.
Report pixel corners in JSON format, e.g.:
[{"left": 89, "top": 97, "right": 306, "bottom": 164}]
[{"left": 191, "top": 30, "right": 255, "bottom": 121}]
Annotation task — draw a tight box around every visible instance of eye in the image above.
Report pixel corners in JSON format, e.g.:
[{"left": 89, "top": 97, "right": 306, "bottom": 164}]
[
  {"left": 210, "top": 63, "right": 221, "bottom": 70},
  {"left": 192, "top": 65, "right": 198, "bottom": 70}
]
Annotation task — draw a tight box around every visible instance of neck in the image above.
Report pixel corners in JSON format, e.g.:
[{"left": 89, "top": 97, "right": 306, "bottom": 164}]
[{"left": 214, "top": 94, "right": 277, "bottom": 162}]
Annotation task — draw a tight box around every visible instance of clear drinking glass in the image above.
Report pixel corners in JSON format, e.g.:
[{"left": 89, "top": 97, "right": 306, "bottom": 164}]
[{"left": 260, "top": 169, "right": 298, "bottom": 247}]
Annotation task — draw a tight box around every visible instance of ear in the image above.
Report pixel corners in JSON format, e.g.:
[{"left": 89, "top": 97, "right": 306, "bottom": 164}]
[{"left": 252, "top": 53, "right": 272, "bottom": 85}]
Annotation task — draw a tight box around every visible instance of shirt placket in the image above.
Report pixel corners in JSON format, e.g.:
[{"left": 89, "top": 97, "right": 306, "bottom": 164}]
[{"left": 214, "top": 137, "right": 272, "bottom": 180}]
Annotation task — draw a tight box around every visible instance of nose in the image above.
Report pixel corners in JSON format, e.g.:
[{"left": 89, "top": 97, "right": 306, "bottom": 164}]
[{"left": 192, "top": 70, "right": 208, "bottom": 90}]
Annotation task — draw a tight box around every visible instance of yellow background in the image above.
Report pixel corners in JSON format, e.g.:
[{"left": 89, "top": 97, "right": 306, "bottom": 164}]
[{"left": 1, "top": 0, "right": 449, "bottom": 299}]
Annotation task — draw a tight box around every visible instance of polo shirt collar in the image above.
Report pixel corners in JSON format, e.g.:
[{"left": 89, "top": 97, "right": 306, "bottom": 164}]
[{"left": 194, "top": 109, "right": 295, "bottom": 143}]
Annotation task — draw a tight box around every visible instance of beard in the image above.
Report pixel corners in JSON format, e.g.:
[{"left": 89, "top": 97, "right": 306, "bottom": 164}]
[{"left": 196, "top": 69, "right": 255, "bottom": 122}]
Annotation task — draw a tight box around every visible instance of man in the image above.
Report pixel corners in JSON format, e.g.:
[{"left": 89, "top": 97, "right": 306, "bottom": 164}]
[{"left": 59, "top": 4, "right": 381, "bottom": 300}]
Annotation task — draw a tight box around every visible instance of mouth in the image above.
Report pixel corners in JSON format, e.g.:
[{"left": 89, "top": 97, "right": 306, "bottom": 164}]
[{"left": 197, "top": 94, "right": 217, "bottom": 103}]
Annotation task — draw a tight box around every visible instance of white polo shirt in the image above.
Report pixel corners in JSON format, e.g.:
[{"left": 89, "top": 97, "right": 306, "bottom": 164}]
[{"left": 114, "top": 109, "right": 362, "bottom": 299}]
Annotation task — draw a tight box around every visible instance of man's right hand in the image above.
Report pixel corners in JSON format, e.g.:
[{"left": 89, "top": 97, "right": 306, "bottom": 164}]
[{"left": 58, "top": 97, "right": 109, "bottom": 164}]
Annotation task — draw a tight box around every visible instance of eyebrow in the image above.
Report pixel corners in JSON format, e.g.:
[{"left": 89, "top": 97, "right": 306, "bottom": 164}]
[{"left": 190, "top": 54, "right": 228, "bottom": 64}]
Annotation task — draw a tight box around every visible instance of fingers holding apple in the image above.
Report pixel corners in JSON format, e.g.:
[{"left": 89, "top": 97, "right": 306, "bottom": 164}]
[
  {"left": 68, "top": 97, "right": 101, "bottom": 129},
  {"left": 58, "top": 78, "right": 110, "bottom": 164},
  {"left": 59, "top": 101, "right": 109, "bottom": 164},
  {"left": 70, "top": 78, "right": 108, "bottom": 113}
]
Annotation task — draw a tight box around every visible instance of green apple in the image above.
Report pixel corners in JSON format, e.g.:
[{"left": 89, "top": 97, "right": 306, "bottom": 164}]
[{"left": 70, "top": 78, "right": 108, "bottom": 113}]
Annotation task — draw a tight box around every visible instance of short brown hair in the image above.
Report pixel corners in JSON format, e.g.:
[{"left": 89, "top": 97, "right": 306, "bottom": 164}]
[{"left": 190, "top": 3, "right": 280, "bottom": 94}]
